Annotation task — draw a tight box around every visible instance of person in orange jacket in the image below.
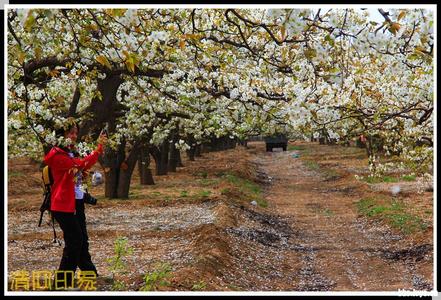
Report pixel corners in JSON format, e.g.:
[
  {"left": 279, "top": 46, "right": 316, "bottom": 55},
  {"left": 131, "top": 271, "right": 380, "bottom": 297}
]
[{"left": 44, "top": 122, "right": 107, "bottom": 289}]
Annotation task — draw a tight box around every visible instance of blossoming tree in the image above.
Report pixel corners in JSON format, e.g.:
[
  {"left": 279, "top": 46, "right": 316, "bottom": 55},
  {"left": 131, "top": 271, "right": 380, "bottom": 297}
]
[{"left": 7, "top": 8, "right": 434, "bottom": 198}]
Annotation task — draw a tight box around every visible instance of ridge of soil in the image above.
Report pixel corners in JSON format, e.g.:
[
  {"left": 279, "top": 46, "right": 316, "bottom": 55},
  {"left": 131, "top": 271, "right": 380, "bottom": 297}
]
[{"left": 7, "top": 142, "right": 433, "bottom": 291}]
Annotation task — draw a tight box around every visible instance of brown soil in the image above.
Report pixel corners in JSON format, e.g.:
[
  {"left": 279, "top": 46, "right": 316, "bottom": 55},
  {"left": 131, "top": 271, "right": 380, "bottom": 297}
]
[
  {"left": 7, "top": 141, "right": 433, "bottom": 292},
  {"left": 247, "top": 142, "right": 433, "bottom": 291}
]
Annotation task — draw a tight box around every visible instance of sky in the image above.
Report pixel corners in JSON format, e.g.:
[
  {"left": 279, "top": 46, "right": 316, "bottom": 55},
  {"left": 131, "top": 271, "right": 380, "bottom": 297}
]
[{"left": 365, "top": 7, "right": 386, "bottom": 23}]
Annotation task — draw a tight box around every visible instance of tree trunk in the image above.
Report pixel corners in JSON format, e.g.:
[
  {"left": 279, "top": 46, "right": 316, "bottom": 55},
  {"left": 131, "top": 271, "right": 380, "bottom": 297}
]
[
  {"left": 77, "top": 73, "right": 127, "bottom": 199},
  {"left": 228, "top": 137, "right": 236, "bottom": 149},
  {"left": 159, "top": 142, "right": 170, "bottom": 175},
  {"left": 238, "top": 139, "right": 248, "bottom": 148},
  {"left": 186, "top": 137, "right": 196, "bottom": 161},
  {"left": 100, "top": 144, "right": 125, "bottom": 199},
  {"left": 187, "top": 146, "right": 196, "bottom": 161},
  {"left": 210, "top": 137, "right": 221, "bottom": 151},
  {"left": 151, "top": 141, "right": 169, "bottom": 176},
  {"left": 176, "top": 150, "right": 184, "bottom": 167},
  {"left": 366, "top": 136, "right": 373, "bottom": 158},
  {"left": 216, "top": 137, "right": 223, "bottom": 151},
  {"left": 356, "top": 137, "right": 365, "bottom": 148},
  {"left": 327, "top": 139, "right": 336, "bottom": 146},
  {"left": 138, "top": 145, "right": 154, "bottom": 185},
  {"left": 201, "top": 143, "right": 210, "bottom": 153},
  {"left": 221, "top": 137, "right": 227, "bottom": 150},
  {"left": 117, "top": 145, "right": 140, "bottom": 199},
  {"left": 195, "top": 144, "right": 202, "bottom": 156},
  {"left": 78, "top": 74, "right": 124, "bottom": 141},
  {"left": 116, "top": 171, "right": 130, "bottom": 199},
  {"left": 229, "top": 137, "right": 235, "bottom": 149},
  {"left": 104, "top": 168, "right": 119, "bottom": 199},
  {"left": 168, "top": 139, "right": 178, "bottom": 172},
  {"left": 168, "top": 128, "right": 183, "bottom": 172},
  {"left": 222, "top": 137, "right": 227, "bottom": 150}
]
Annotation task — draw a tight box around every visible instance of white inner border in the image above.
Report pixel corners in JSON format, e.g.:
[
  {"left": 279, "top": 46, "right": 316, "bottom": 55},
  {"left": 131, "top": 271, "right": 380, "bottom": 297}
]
[{"left": 4, "top": 3, "right": 437, "bottom": 297}]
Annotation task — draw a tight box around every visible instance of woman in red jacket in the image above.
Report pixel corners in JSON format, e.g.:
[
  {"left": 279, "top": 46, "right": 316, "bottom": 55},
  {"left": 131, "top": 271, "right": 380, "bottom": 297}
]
[{"left": 44, "top": 122, "right": 107, "bottom": 289}]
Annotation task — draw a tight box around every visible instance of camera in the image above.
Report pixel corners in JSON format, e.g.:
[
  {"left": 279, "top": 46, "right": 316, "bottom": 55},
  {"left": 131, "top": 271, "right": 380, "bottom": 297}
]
[{"left": 83, "top": 192, "right": 98, "bottom": 205}]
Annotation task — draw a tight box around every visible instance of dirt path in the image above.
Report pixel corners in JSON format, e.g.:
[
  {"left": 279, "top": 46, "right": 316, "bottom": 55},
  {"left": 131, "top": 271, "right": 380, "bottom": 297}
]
[
  {"left": 7, "top": 142, "right": 433, "bottom": 292},
  {"left": 247, "top": 146, "right": 433, "bottom": 291}
]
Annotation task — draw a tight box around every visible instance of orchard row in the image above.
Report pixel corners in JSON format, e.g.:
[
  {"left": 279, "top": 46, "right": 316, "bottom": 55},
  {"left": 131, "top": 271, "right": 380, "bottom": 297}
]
[{"left": 7, "top": 8, "right": 433, "bottom": 197}]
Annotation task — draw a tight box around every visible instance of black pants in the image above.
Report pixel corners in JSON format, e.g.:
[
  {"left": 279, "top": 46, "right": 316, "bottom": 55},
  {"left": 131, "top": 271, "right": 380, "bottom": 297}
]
[{"left": 52, "top": 199, "right": 97, "bottom": 286}]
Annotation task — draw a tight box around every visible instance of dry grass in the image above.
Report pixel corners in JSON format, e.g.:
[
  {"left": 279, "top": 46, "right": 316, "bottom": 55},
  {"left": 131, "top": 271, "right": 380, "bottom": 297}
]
[
  {"left": 7, "top": 145, "right": 262, "bottom": 291},
  {"left": 7, "top": 141, "right": 433, "bottom": 291}
]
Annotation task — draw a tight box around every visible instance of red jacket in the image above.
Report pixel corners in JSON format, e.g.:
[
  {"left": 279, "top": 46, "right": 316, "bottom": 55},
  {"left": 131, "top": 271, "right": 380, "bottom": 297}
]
[{"left": 43, "top": 144, "right": 103, "bottom": 213}]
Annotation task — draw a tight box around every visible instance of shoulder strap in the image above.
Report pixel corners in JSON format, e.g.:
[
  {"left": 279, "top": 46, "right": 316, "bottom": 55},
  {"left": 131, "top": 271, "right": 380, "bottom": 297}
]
[
  {"left": 38, "top": 211, "right": 44, "bottom": 227},
  {"left": 38, "top": 191, "right": 51, "bottom": 227}
]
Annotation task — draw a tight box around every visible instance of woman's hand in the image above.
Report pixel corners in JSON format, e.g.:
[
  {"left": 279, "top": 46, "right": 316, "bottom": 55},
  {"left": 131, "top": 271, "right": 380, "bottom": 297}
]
[
  {"left": 97, "top": 132, "right": 108, "bottom": 151},
  {"left": 82, "top": 169, "right": 91, "bottom": 179}
]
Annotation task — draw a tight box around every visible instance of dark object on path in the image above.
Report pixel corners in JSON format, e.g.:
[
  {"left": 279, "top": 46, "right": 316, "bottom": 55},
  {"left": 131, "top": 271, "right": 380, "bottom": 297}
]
[{"left": 264, "top": 135, "right": 288, "bottom": 152}]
